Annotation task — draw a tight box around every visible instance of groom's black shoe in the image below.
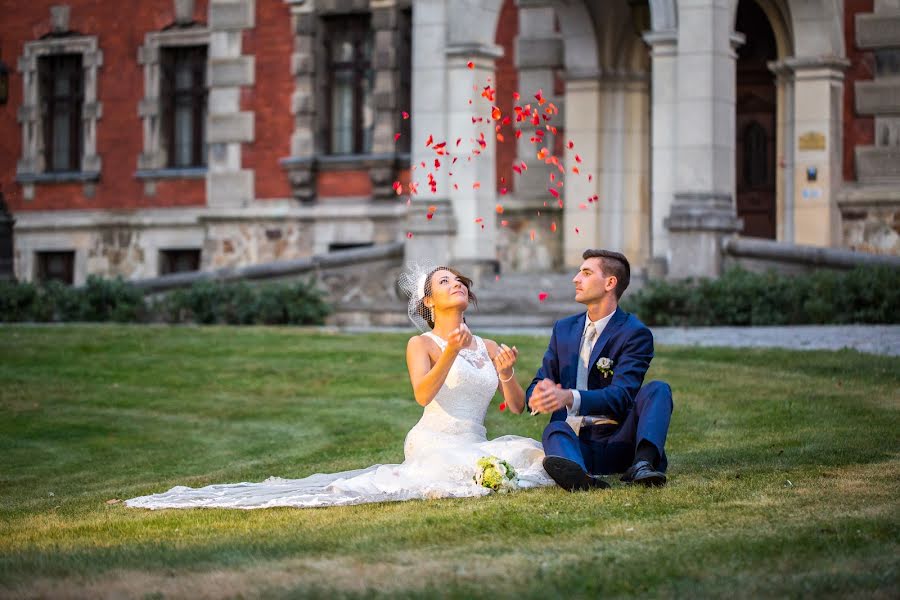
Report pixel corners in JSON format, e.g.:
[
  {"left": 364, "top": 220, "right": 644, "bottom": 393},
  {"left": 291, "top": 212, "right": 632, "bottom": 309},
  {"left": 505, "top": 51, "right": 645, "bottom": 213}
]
[
  {"left": 621, "top": 460, "right": 667, "bottom": 487},
  {"left": 543, "top": 456, "right": 610, "bottom": 492}
]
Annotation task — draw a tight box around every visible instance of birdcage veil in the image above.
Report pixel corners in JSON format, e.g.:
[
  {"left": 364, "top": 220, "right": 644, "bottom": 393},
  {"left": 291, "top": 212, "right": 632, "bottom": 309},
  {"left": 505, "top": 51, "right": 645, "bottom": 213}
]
[{"left": 398, "top": 261, "right": 443, "bottom": 332}]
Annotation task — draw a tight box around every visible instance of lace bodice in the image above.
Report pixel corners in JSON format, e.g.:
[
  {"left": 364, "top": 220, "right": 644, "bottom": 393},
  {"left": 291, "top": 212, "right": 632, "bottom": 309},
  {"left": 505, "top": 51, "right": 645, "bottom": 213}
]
[{"left": 418, "top": 333, "right": 498, "bottom": 428}]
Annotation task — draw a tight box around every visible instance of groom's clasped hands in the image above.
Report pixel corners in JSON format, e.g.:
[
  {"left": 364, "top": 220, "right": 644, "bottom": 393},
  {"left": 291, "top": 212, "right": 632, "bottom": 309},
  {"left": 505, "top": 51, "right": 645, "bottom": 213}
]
[{"left": 529, "top": 379, "right": 571, "bottom": 415}]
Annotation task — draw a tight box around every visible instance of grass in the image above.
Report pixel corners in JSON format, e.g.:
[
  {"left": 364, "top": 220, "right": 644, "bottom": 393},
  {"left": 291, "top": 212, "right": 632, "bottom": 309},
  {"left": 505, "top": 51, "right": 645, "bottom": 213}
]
[{"left": 0, "top": 324, "right": 898, "bottom": 599}]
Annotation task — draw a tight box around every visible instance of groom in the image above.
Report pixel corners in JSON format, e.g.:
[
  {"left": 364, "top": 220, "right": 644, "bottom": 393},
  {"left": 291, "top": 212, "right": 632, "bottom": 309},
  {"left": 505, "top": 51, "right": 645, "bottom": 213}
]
[{"left": 526, "top": 249, "right": 673, "bottom": 490}]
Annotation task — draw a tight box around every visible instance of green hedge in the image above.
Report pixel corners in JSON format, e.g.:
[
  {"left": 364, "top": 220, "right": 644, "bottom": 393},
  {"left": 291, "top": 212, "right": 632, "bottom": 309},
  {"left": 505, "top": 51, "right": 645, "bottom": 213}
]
[
  {"left": 621, "top": 265, "right": 900, "bottom": 326},
  {"left": 0, "top": 276, "right": 331, "bottom": 326}
]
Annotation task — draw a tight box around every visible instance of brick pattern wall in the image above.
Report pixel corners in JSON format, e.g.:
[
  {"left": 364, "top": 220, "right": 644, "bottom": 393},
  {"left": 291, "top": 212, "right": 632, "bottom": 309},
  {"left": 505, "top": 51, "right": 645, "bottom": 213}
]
[
  {"left": 843, "top": 0, "right": 876, "bottom": 182},
  {"left": 241, "top": 0, "right": 293, "bottom": 200},
  {"left": 0, "top": 0, "right": 209, "bottom": 212}
]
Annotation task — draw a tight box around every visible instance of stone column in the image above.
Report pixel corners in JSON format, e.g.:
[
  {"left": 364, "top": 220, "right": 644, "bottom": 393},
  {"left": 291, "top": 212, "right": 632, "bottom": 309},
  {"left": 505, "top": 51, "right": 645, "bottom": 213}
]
[
  {"left": 643, "top": 30, "right": 677, "bottom": 275},
  {"left": 768, "top": 60, "right": 795, "bottom": 243},
  {"left": 283, "top": 0, "right": 317, "bottom": 203},
  {"left": 369, "top": 0, "right": 407, "bottom": 200},
  {"left": 406, "top": 0, "right": 503, "bottom": 279},
  {"left": 405, "top": 0, "right": 456, "bottom": 265},
  {"left": 446, "top": 44, "right": 503, "bottom": 276},
  {"left": 206, "top": 0, "right": 256, "bottom": 208},
  {"left": 488, "top": 0, "right": 563, "bottom": 272},
  {"left": 788, "top": 57, "right": 849, "bottom": 247},
  {"left": 666, "top": 0, "right": 742, "bottom": 279},
  {"left": 562, "top": 77, "right": 601, "bottom": 267}
]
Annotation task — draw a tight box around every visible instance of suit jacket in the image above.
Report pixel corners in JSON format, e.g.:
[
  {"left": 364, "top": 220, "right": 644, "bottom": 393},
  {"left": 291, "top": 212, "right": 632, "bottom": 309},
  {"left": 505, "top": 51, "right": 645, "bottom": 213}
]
[{"left": 525, "top": 307, "right": 654, "bottom": 423}]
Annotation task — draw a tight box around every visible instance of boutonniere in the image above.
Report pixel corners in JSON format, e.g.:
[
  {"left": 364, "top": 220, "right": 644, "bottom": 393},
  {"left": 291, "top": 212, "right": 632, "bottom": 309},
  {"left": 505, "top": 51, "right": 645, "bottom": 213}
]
[{"left": 596, "top": 357, "right": 614, "bottom": 377}]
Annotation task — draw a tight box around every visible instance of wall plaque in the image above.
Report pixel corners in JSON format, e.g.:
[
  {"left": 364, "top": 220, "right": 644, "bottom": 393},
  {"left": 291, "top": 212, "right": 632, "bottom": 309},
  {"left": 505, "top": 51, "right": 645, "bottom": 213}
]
[{"left": 798, "top": 131, "right": 826, "bottom": 151}]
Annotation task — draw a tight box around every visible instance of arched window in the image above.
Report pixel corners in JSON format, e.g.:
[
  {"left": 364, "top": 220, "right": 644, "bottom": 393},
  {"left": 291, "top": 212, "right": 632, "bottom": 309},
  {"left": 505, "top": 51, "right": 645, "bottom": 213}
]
[{"left": 743, "top": 121, "right": 768, "bottom": 187}]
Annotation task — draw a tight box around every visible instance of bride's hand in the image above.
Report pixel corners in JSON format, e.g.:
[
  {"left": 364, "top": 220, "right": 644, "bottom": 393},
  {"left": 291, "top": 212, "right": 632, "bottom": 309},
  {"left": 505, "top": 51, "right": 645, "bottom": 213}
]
[
  {"left": 445, "top": 324, "right": 473, "bottom": 354},
  {"left": 492, "top": 343, "right": 518, "bottom": 379}
]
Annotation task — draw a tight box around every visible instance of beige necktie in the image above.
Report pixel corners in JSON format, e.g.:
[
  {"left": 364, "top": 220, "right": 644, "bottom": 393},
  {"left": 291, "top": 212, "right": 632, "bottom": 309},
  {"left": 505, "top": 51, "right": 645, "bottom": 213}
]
[{"left": 567, "top": 322, "right": 597, "bottom": 434}]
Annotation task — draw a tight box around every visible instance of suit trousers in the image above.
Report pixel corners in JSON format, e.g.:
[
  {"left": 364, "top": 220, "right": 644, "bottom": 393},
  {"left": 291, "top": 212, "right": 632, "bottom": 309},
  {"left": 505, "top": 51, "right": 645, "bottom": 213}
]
[{"left": 542, "top": 380, "right": 673, "bottom": 475}]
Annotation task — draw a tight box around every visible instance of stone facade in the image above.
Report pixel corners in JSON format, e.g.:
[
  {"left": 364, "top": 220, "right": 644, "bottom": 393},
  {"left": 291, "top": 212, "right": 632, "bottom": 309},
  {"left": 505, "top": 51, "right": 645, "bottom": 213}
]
[{"left": 1, "top": 0, "right": 897, "bottom": 290}]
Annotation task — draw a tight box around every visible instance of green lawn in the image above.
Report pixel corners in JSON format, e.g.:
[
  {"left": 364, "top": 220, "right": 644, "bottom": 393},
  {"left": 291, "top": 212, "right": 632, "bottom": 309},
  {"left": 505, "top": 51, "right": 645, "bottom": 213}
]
[{"left": 1, "top": 325, "right": 898, "bottom": 598}]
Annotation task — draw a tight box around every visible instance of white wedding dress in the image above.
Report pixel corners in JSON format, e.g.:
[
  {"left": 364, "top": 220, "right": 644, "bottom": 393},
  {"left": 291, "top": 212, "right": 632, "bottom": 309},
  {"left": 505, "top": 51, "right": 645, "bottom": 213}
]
[{"left": 126, "top": 333, "right": 553, "bottom": 509}]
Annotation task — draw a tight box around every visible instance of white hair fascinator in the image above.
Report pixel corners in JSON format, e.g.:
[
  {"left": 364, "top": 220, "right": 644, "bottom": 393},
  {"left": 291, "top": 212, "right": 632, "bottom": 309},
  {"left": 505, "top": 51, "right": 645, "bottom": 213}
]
[{"left": 398, "top": 261, "right": 441, "bottom": 332}]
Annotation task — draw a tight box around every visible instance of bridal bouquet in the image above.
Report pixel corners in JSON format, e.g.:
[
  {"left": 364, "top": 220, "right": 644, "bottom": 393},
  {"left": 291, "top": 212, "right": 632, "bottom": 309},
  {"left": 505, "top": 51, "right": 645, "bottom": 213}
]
[{"left": 474, "top": 456, "right": 518, "bottom": 493}]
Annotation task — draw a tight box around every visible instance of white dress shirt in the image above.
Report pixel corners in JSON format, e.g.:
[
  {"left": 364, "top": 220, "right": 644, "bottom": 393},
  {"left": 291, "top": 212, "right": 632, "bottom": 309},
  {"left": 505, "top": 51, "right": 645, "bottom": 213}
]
[{"left": 568, "top": 309, "right": 615, "bottom": 416}]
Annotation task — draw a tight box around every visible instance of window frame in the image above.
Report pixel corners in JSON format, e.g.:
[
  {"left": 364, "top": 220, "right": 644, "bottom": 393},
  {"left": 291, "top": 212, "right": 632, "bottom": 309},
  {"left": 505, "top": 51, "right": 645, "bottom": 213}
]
[
  {"left": 39, "top": 53, "right": 84, "bottom": 173},
  {"left": 15, "top": 35, "right": 102, "bottom": 191},
  {"left": 35, "top": 250, "right": 75, "bottom": 285},
  {"left": 160, "top": 45, "right": 208, "bottom": 169},
  {"left": 322, "top": 14, "right": 374, "bottom": 156},
  {"left": 136, "top": 26, "right": 210, "bottom": 179}
]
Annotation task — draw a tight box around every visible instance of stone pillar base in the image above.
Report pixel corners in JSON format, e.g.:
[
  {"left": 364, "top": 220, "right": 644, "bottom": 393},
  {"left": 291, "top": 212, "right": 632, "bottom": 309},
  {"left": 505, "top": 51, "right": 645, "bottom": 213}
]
[
  {"left": 404, "top": 198, "right": 457, "bottom": 269},
  {"left": 665, "top": 193, "right": 742, "bottom": 279}
]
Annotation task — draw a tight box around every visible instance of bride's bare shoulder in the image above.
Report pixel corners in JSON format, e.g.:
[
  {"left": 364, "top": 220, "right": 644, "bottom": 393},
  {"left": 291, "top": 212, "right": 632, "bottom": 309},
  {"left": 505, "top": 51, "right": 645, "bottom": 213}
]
[{"left": 407, "top": 333, "right": 435, "bottom": 350}]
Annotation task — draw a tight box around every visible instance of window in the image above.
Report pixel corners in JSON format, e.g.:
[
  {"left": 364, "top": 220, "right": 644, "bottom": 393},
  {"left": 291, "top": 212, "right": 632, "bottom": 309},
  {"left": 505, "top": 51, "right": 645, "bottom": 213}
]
[
  {"left": 161, "top": 46, "right": 207, "bottom": 168},
  {"left": 324, "top": 15, "right": 374, "bottom": 155},
  {"left": 35, "top": 251, "right": 74, "bottom": 284},
  {"left": 159, "top": 249, "right": 201, "bottom": 275},
  {"left": 39, "top": 53, "right": 83, "bottom": 172}
]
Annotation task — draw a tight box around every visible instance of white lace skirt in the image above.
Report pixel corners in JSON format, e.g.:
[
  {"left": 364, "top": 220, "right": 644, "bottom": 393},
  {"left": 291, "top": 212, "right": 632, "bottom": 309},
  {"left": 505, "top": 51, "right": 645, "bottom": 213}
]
[{"left": 125, "top": 417, "right": 552, "bottom": 510}]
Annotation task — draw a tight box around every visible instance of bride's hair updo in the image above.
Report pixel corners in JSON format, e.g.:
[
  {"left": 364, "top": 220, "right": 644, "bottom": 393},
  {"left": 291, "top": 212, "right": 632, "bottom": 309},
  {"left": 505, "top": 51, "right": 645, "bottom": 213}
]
[{"left": 416, "top": 266, "right": 477, "bottom": 329}]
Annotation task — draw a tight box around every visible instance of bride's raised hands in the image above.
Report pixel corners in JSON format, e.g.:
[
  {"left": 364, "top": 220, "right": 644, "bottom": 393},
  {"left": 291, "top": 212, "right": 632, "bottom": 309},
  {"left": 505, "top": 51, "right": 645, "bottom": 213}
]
[
  {"left": 445, "top": 324, "right": 473, "bottom": 354},
  {"left": 485, "top": 339, "right": 525, "bottom": 414}
]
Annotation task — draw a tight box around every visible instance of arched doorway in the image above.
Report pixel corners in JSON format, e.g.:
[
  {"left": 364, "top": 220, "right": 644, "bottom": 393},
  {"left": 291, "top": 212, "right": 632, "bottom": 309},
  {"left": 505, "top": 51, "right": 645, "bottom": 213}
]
[{"left": 735, "top": 0, "right": 778, "bottom": 239}]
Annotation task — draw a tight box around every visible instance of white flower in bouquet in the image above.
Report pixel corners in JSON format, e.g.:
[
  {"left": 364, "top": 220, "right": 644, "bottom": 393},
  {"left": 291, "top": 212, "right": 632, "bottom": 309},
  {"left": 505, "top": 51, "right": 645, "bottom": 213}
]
[{"left": 473, "top": 456, "right": 519, "bottom": 493}]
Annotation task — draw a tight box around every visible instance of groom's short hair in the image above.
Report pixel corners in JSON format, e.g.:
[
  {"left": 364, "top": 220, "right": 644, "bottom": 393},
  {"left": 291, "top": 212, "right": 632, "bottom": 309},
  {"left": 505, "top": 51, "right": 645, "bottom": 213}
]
[{"left": 582, "top": 249, "right": 630, "bottom": 299}]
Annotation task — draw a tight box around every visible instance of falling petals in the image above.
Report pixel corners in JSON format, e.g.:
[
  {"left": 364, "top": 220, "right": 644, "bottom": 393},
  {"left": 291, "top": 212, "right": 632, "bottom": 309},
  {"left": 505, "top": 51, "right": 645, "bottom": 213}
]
[
  {"left": 495, "top": 204, "right": 504, "bottom": 214},
  {"left": 550, "top": 222, "right": 557, "bottom": 232},
  {"left": 575, "top": 154, "right": 582, "bottom": 163},
  {"left": 407, "top": 232, "right": 414, "bottom": 238},
  {"left": 537, "top": 148, "right": 549, "bottom": 161},
  {"left": 425, "top": 134, "right": 433, "bottom": 147},
  {"left": 500, "top": 187, "right": 508, "bottom": 195},
  {"left": 548, "top": 188, "right": 559, "bottom": 198},
  {"left": 467, "top": 61, "right": 475, "bottom": 69},
  {"left": 402, "top": 111, "right": 410, "bottom": 119},
  {"left": 567, "top": 140, "right": 574, "bottom": 149},
  {"left": 392, "top": 181, "right": 402, "bottom": 195},
  {"left": 492, "top": 106, "right": 502, "bottom": 120},
  {"left": 575, "top": 227, "right": 580, "bottom": 234},
  {"left": 473, "top": 182, "right": 481, "bottom": 190},
  {"left": 538, "top": 292, "right": 548, "bottom": 302},
  {"left": 394, "top": 133, "right": 401, "bottom": 142}
]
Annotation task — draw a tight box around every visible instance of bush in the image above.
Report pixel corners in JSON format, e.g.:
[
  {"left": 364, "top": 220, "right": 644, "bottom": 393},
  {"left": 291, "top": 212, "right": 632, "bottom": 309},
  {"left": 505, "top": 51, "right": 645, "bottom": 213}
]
[
  {"left": 1, "top": 277, "right": 331, "bottom": 326},
  {"left": 622, "top": 265, "right": 900, "bottom": 326},
  {"left": 156, "top": 278, "right": 331, "bottom": 326}
]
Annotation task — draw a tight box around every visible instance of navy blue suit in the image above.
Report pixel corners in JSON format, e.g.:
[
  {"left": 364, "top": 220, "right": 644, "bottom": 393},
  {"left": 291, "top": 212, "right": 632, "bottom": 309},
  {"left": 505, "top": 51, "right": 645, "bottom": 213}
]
[{"left": 526, "top": 307, "right": 673, "bottom": 475}]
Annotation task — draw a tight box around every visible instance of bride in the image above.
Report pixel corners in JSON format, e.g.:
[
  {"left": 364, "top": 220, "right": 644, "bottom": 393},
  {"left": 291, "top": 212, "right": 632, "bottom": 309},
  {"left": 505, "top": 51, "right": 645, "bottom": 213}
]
[{"left": 126, "top": 265, "right": 553, "bottom": 509}]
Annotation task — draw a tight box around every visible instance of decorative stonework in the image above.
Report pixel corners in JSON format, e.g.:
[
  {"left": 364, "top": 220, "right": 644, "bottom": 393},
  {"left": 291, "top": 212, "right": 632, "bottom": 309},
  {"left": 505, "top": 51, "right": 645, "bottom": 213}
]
[
  {"left": 281, "top": 0, "right": 411, "bottom": 203},
  {"left": 15, "top": 10, "right": 103, "bottom": 199},
  {"left": 207, "top": 0, "right": 256, "bottom": 208},
  {"left": 136, "top": 25, "right": 210, "bottom": 179}
]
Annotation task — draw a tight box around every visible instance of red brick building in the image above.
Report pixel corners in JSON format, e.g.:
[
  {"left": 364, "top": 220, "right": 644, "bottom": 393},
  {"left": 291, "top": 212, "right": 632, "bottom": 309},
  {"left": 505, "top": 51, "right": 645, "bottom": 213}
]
[{"left": 0, "top": 0, "right": 896, "bottom": 285}]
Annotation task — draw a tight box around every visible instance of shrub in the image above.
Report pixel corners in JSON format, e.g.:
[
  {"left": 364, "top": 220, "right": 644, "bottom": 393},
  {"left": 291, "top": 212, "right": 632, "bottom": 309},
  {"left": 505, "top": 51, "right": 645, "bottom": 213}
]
[
  {"left": 1, "top": 277, "right": 331, "bottom": 326},
  {"left": 623, "top": 265, "right": 900, "bottom": 326}
]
